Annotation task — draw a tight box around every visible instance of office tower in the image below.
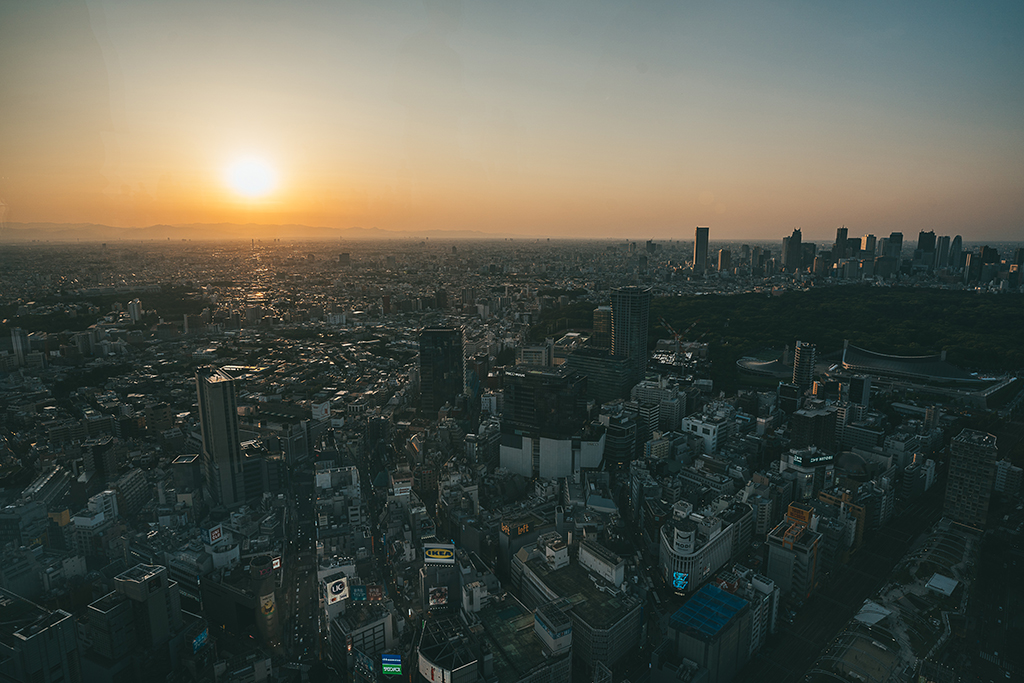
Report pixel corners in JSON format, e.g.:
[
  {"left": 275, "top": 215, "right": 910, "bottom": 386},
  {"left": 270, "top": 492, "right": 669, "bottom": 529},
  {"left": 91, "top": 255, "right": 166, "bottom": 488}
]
[
  {"left": 0, "top": 588, "right": 81, "bottom": 683},
  {"left": 86, "top": 564, "right": 183, "bottom": 670},
  {"left": 917, "top": 230, "right": 936, "bottom": 253},
  {"left": 861, "top": 234, "right": 876, "bottom": 256},
  {"left": 434, "top": 288, "right": 448, "bottom": 309},
  {"left": 936, "top": 235, "right": 951, "bottom": 268},
  {"left": 127, "top": 298, "right": 142, "bottom": 323},
  {"left": 845, "top": 375, "right": 871, "bottom": 407},
  {"left": 886, "top": 232, "right": 904, "bottom": 260},
  {"left": 503, "top": 368, "right": 588, "bottom": 436},
  {"left": 792, "top": 341, "right": 816, "bottom": 390},
  {"left": 916, "top": 230, "right": 937, "bottom": 270},
  {"left": 694, "top": 227, "right": 710, "bottom": 274},
  {"left": 943, "top": 429, "right": 998, "bottom": 528},
  {"left": 196, "top": 366, "right": 244, "bottom": 507},
  {"left": 564, "top": 348, "right": 634, "bottom": 405},
  {"left": 766, "top": 503, "right": 821, "bottom": 599},
  {"left": 949, "top": 235, "right": 963, "bottom": 270},
  {"left": 783, "top": 229, "right": 802, "bottom": 272},
  {"left": 10, "top": 328, "right": 28, "bottom": 366},
  {"left": 499, "top": 367, "right": 599, "bottom": 478},
  {"left": 592, "top": 305, "right": 612, "bottom": 348},
  {"left": 611, "top": 286, "right": 652, "bottom": 383},
  {"left": 718, "top": 248, "right": 731, "bottom": 272},
  {"left": 419, "top": 327, "right": 465, "bottom": 413},
  {"left": 801, "top": 242, "right": 816, "bottom": 270},
  {"left": 833, "top": 226, "right": 849, "bottom": 261}
]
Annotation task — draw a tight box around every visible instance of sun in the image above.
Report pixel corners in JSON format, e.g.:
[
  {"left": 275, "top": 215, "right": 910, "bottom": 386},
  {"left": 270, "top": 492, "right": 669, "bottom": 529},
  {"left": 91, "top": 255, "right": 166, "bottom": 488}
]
[{"left": 226, "top": 157, "right": 276, "bottom": 198}]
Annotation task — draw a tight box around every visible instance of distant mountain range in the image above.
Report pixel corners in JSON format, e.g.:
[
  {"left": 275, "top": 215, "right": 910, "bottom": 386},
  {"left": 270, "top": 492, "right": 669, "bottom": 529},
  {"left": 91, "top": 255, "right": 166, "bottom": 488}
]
[{"left": 0, "top": 222, "right": 524, "bottom": 242}]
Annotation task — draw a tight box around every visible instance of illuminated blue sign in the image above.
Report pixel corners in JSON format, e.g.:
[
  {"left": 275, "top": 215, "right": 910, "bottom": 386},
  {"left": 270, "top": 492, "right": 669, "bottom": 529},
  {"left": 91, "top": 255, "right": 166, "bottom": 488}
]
[
  {"left": 382, "top": 654, "right": 402, "bottom": 675},
  {"left": 672, "top": 572, "right": 689, "bottom": 591},
  {"left": 192, "top": 627, "right": 208, "bottom": 653}
]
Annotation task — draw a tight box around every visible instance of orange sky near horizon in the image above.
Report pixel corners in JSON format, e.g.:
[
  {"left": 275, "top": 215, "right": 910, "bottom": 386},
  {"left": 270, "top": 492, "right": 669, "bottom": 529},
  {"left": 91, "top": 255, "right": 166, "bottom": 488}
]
[{"left": 1, "top": 0, "right": 1022, "bottom": 241}]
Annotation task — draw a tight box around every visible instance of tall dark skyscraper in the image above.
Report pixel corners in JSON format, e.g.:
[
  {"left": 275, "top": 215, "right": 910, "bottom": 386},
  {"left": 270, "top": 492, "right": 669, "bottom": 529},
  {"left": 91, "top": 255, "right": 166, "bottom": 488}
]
[
  {"left": 792, "top": 340, "right": 816, "bottom": 390},
  {"left": 419, "top": 327, "right": 465, "bottom": 413},
  {"left": 944, "top": 429, "right": 998, "bottom": 528},
  {"left": 694, "top": 226, "right": 709, "bottom": 274},
  {"left": 592, "top": 305, "right": 612, "bottom": 348},
  {"left": 10, "top": 328, "right": 28, "bottom": 367},
  {"left": 942, "top": 233, "right": 958, "bottom": 268},
  {"left": 611, "top": 286, "right": 652, "bottom": 383},
  {"left": 196, "top": 366, "right": 244, "bottom": 507},
  {"left": 783, "top": 229, "right": 803, "bottom": 272},
  {"left": 887, "top": 231, "right": 904, "bottom": 260},
  {"left": 936, "top": 235, "right": 951, "bottom": 268},
  {"left": 917, "top": 230, "right": 936, "bottom": 254},
  {"left": 833, "top": 226, "right": 849, "bottom": 261},
  {"left": 861, "top": 234, "right": 876, "bottom": 256}
]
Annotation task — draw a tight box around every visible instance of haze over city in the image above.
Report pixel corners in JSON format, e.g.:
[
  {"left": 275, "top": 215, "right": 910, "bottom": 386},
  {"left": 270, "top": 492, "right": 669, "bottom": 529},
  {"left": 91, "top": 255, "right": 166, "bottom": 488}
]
[
  {"left": 2, "top": 0, "right": 1023, "bottom": 239},
  {"left": 2, "top": 4, "right": 1024, "bottom": 683}
]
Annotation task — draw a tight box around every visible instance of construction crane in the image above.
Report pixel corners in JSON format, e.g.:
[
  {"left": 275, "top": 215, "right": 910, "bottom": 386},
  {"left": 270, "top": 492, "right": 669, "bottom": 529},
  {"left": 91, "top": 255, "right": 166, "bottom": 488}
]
[{"left": 659, "top": 318, "right": 699, "bottom": 357}]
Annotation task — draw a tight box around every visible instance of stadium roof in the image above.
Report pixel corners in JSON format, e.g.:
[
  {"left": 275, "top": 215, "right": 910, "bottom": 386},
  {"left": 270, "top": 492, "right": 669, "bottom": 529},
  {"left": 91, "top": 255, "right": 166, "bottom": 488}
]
[{"left": 841, "top": 343, "right": 982, "bottom": 383}]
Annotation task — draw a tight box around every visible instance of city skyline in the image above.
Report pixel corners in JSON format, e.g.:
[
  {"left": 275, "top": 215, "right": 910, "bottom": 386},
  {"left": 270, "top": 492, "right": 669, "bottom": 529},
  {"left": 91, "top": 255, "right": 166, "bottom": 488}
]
[{"left": 2, "top": 1, "right": 1022, "bottom": 239}]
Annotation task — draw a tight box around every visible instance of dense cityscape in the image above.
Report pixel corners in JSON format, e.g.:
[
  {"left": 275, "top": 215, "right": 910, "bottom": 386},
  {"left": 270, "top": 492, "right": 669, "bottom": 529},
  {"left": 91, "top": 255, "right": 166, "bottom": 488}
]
[{"left": 0, "top": 228, "right": 1021, "bottom": 683}]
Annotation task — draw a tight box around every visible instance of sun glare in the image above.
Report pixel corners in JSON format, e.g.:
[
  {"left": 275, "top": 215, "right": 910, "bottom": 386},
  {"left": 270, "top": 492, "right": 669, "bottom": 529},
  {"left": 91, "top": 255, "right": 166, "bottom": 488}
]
[{"left": 226, "top": 157, "right": 276, "bottom": 198}]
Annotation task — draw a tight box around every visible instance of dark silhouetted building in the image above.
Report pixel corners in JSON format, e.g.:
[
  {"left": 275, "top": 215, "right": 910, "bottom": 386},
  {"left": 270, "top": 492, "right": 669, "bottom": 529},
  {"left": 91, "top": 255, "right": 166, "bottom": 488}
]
[
  {"left": 792, "top": 341, "right": 816, "bottom": 391},
  {"left": 419, "top": 327, "right": 465, "bottom": 414},
  {"left": 944, "top": 429, "right": 998, "bottom": 529},
  {"left": 668, "top": 584, "right": 751, "bottom": 683},
  {"left": 592, "top": 305, "right": 612, "bottom": 349},
  {"left": 0, "top": 588, "right": 82, "bottom": 683},
  {"left": 694, "top": 227, "right": 710, "bottom": 274},
  {"left": 611, "top": 286, "right": 651, "bottom": 383},
  {"left": 782, "top": 229, "right": 802, "bottom": 272},
  {"left": 196, "top": 367, "right": 244, "bottom": 508}
]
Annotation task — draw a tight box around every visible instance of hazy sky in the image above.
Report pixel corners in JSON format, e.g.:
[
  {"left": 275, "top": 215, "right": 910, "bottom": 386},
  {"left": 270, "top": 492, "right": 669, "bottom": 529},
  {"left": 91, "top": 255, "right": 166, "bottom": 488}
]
[{"left": 1, "top": 0, "right": 1022, "bottom": 240}]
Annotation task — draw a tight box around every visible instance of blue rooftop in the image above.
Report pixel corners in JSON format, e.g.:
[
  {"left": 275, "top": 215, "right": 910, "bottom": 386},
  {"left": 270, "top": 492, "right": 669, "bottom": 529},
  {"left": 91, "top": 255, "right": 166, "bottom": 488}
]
[{"left": 669, "top": 584, "right": 748, "bottom": 640}]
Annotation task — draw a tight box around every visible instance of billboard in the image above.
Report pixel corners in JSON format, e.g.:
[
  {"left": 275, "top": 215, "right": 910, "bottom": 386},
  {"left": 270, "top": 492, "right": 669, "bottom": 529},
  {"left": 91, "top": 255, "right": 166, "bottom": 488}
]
[
  {"left": 428, "top": 586, "right": 448, "bottom": 607},
  {"left": 355, "top": 650, "right": 376, "bottom": 675},
  {"left": 350, "top": 584, "right": 367, "bottom": 602},
  {"left": 423, "top": 543, "right": 456, "bottom": 565},
  {"left": 500, "top": 521, "right": 531, "bottom": 538},
  {"left": 418, "top": 653, "right": 451, "bottom": 683},
  {"left": 382, "top": 654, "right": 402, "bottom": 676},
  {"left": 327, "top": 577, "right": 349, "bottom": 604},
  {"left": 272, "top": 556, "right": 281, "bottom": 570},
  {"left": 203, "top": 524, "right": 223, "bottom": 545},
  {"left": 260, "top": 592, "right": 276, "bottom": 617},
  {"left": 313, "top": 401, "right": 331, "bottom": 421},
  {"left": 367, "top": 585, "right": 384, "bottom": 602},
  {"left": 192, "top": 627, "right": 209, "bottom": 653}
]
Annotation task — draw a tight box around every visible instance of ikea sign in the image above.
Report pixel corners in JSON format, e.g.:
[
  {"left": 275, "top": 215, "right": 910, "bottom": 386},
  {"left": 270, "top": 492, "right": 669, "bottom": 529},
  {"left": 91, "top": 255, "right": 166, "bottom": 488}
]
[{"left": 423, "top": 543, "right": 456, "bottom": 565}]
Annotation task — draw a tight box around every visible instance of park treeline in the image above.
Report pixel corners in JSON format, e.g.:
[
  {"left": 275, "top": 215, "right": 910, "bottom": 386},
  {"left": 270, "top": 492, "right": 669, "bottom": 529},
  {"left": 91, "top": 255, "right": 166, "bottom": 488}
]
[{"left": 536, "top": 286, "right": 1024, "bottom": 388}]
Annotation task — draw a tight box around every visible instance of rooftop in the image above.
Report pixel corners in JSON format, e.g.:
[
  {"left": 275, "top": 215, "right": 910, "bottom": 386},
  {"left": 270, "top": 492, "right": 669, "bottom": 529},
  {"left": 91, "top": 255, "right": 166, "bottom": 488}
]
[
  {"left": 0, "top": 589, "right": 71, "bottom": 649},
  {"left": 841, "top": 343, "right": 980, "bottom": 383},
  {"left": 526, "top": 555, "right": 639, "bottom": 629},
  {"left": 669, "top": 584, "right": 749, "bottom": 641},
  {"left": 477, "top": 597, "right": 557, "bottom": 683}
]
